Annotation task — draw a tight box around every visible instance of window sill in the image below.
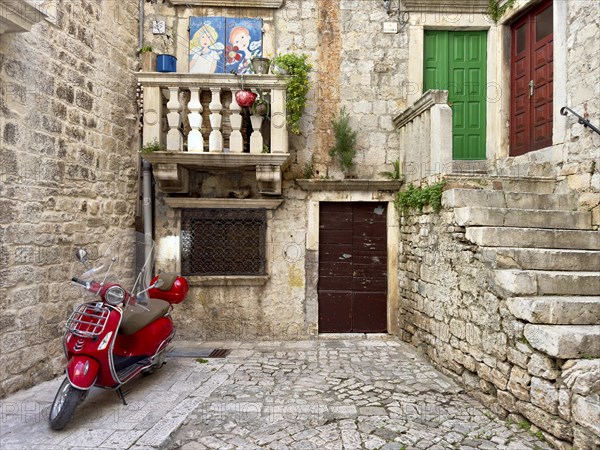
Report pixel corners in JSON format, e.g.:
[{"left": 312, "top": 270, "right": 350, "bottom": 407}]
[{"left": 187, "top": 275, "right": 270, "bottom": 287}]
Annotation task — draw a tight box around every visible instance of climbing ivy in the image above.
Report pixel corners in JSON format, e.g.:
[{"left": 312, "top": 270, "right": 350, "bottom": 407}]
[
  {"left": 487, "top": 0, "right": 517, "bottom": 23},
  {"left": 395, "top": 182, "right": 446, "bottom": 216}
]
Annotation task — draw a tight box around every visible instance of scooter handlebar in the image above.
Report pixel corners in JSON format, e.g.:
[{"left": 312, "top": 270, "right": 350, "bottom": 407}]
[{"left": 71, "top": 277, "right": 87, "bottom": 286}]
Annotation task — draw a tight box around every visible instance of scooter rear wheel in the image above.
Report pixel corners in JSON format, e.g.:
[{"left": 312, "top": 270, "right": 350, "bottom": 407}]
[{"left": 48, "top": 377, "right": 87, "bottom": 430}]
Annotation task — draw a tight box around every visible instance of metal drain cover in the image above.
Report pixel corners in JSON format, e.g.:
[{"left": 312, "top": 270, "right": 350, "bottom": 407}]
[{"left": 167, "top": 348, "right": 230, "bottom": 358}]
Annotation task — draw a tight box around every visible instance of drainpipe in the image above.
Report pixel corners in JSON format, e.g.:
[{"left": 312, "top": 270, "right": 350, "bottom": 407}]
[{"left": 139, "top": 0, "right": 154, "bottom": 282}]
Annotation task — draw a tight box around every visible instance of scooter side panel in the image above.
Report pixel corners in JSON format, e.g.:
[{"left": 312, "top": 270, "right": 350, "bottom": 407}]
[
  {"left": 113, "top": 316, "right": 174, "bottom": 357},
  {"left": 64, "top": 307, "right": 122, "bottom": 388},
  {"left": 66, "top": 355, "right": 100, "bottom": 390}
]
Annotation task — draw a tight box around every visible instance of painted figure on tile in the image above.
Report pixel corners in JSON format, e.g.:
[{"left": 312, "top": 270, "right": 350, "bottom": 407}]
[
  {"left": 225, "top": 18, "right": 263, "bottom": 74},
  {"left": 189, "top": 17, "right": 225, "bottom": 74}
]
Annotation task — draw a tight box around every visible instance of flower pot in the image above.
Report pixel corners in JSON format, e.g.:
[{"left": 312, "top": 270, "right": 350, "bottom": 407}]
[
  {"left": 271, "top": 64, "right": 288, "bottom": 76},
  {"left": 251, "top": 58, "right": 271, "bottom": 75},
  {"left": 253, "top": 102, "right": 269, "bottom": 117},
  {"left": 235, "top": 90, "right": 257, "bottom": 108},
  {"left": 156, "top": 54, "right": 177, "bottom": 73},
  {"left": 141, "top": 52, "right": 157, "bottom": 72}
]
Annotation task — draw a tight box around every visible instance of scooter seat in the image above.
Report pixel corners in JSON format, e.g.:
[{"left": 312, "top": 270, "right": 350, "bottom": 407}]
[{"left": 120, "top": 298, "right": 170, "bottom": 336}]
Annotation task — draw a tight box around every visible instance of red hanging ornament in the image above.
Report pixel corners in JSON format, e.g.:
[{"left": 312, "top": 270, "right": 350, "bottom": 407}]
[{"left": 235, "top": 90, "right": 257, "bottom": 108}]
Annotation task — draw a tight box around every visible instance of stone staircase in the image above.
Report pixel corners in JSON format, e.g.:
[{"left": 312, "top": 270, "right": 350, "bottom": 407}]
[{"left": 443, "top": 179, "right": 600, "bottom": 360}]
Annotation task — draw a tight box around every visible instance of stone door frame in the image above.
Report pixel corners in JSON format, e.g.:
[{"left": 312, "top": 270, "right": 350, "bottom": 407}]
[{"left": 304, "top": 191, "right": 400, "bottom": 336}]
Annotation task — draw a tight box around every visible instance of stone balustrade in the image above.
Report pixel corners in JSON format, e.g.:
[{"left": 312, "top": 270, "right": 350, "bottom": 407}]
[
  {"left": 393, "top": 90, "right": 452, "bottom": 183},
  {"left": 137, "top": 73, "right": 289, "bottom": 155}
]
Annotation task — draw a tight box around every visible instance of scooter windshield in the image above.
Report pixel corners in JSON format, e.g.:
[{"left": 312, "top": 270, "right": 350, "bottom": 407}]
[{"left": 72, "top": 231, "right": 156, "bottom": 302}]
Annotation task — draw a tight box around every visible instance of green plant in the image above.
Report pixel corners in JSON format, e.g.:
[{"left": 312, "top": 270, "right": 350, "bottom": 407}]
[
  {"left": 139, "top": 45, "right": 154, "bottom": 54},
  {"left": 303, "top": 155, "right": 315, "bottom": 179},
  {"left": 262, "top": 145, "right": 269, "bottom": 154},
  {"left": 140, "top": 139, "right": 162, "bottom": 153},
  {"left": 518, "top": 419, "right": 532, "bottom": 431},
  {"left": 271, "top": 53, "right": 312, "bottom": 134},
  {"left": 380, "top": 159, "right": 403, "bottom": 180},
  {"left": 196, "top": 358, "right": 208, "bottom": 364},
  {"left": 395, "top": 182, "right": 445, "bottom": 215},
  {"left": 535, "top": 430, "right": 544, "bottom": 441},
  {"left": 487, "top": 0, "right": 517, "bottom": 23},
  {"left": 329, "top": 107, "right": 358, "bottom": 175}
]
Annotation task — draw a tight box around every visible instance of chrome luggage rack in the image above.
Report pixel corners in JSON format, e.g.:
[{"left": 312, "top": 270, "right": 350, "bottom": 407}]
[{"left": 66, "top": 302, "right": 110, "bottom": 338}]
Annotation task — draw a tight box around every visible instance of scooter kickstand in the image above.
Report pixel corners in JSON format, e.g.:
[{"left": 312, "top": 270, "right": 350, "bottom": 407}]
[{"left": 116, "top": 387, "right": 128, "bottom": 405}]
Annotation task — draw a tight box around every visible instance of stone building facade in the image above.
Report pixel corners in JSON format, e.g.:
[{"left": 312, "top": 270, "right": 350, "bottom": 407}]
[
  {"left": 1, "top": 0, "right": 598, "bottom": 447},
  {"left": 0, "top": 1, "right": 140, "bottom": 396}
]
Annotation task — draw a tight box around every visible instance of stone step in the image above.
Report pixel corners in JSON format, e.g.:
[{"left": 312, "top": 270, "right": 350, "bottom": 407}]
[
  {"left": 443, "top": 174, "right": 556, "bottom": 194},
  {"left": 443, "top": 189, "right": 578, "bottom": 211},
  {"left": 524, "top": 324, "right": 600, "bottom": 359},
  {"left": 466, "top": 227, "right": 600, "bottom": 250},
  {"left": 480, "top": 248, "right": 600, "bottom": 271},
  {"left": 455, "top": 207, "right": 592, "bottom": 230},
  {"left": 494, "top": 270, "right": 600, "bottom": 296},
  {"left": 507, "top": 297, "right": 600, "bottom": 324}
]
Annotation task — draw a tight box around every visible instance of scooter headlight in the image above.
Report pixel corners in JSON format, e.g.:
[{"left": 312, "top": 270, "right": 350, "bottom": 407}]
[{"left": 105, "top": 286, "right": 125, "bottom": 306}]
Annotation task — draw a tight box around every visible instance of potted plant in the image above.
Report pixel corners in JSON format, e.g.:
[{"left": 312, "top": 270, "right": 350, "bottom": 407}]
[
  {"left": 251, "top": 88, "right": 269, "bottom": 116},
  {"left": 329, "top": 107, "right": 357, "bottom": 176},
  {"left": 139, "top": 45, "right": 156, "bottom": 72},
  {"left": 251, "top": 56, "right": 271, "bottom": 75},
  {"left": 271, "top": 53, "right": 312, "bottom": 134}
]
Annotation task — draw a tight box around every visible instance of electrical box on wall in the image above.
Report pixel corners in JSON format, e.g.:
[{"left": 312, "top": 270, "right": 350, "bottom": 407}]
[
  {"left": 152, "top": 20, "right": 166, "bottom": 35},
  {"left": 383, "top": 21, "right": 399, "bottom": 34}
]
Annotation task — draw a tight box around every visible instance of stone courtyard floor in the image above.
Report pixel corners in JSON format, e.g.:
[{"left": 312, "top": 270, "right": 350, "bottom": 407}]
[{"left": 0, "top": 335, "right": 552, "bottom": 450}]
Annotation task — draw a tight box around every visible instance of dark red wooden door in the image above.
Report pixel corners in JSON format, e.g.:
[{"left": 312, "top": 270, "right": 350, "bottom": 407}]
[
  {"left": 510, "top": 0, "right": 553, "bottom": 156},
  {"left": 318, "top": 202, "right": 387, "bottom": 333}
]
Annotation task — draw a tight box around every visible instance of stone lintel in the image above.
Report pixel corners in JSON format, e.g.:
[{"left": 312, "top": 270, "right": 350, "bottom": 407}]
[
  {"left": 393, "top": 89, "right": 448, "bottom": 128},
  {"left": 296, "top": 179, "right": 404, "bottom": 192},
  {"left": 402, "top": 0, "right": 488, "bottom": 13},
  {"left": 168, "top": 0, "right": 283, "bottom": 8},
  {"left": 163, "top": 198, "right": 283, "bottom": 209}
]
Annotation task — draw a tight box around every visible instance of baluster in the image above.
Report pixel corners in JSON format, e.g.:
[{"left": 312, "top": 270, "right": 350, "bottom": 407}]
[
  {"left": 229, "top": 89, "right": 243, "bottom": 153},
  {"left": 166, "top": 86, "right": 183, "bottom": 151},
  {"left": 142, "top": 86, "right": 163, "bottom": 148},
  {"left": 187, "top": 87, "right": 204, "bottom": 152},
  {"left": 270, "top": 86, "right": 288, "bottom": 154},
  {"left": 250, "top": 113, "right": 264, "bottom": 154},
  {"left": 209, "top": 87, "right": 223, "bottom": 152}
]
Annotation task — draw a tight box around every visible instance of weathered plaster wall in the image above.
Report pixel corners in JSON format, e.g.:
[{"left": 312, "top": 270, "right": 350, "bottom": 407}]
[
  {"left": 396, "top": 205, "right": 600, "bottom": 448},
  {"left": 0, "top": 1, "right": 139, "bottom": 396}
]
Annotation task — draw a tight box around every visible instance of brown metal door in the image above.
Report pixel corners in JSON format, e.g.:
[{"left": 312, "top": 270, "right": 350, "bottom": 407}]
[
  {"left": 318, "top": 202, "right": 387, "bottom": 333},
  {"left": 510, "top": 0, "right": 553, "bottom": 156}
]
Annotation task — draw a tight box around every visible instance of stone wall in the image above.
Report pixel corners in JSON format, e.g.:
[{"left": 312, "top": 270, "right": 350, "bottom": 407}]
[
  {"left": 395, "top": 205, "right": 599, "bottom": 448},
  {"left": 0, "top": 1, "right": 140, "bottom": 396},
  {"left": 146, "top": 0, "right": 410, "bottom": 340}
]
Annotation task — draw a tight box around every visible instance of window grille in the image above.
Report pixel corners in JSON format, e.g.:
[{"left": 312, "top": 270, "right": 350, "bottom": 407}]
[{"left": 181, "top": 209, "right": 266, "bottom": 276}]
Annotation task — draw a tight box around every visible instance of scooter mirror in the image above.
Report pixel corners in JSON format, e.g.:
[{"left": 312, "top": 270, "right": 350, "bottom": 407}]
[{"left": 75, "top": 249, "right": 89, "bottom": 263}]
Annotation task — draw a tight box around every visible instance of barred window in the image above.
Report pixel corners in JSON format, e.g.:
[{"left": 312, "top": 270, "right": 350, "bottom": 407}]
[{"left": 181, "top": 209, "right": 266, "bottom": 276}]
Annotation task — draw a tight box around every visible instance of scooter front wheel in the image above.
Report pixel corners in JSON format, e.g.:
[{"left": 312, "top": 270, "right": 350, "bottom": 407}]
[{"left": 48, "top": 377, "right": 87, "bottom": 430}]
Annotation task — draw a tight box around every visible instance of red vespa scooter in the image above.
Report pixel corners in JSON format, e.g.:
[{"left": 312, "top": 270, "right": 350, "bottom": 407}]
[{"left": 48, "top": 232, "right": 189, "bottom": 430}]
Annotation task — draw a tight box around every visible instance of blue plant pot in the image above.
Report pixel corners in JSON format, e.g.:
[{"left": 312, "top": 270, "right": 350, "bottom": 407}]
[{"left": 156, "top": 54, "right": 177, "bottom": 73}]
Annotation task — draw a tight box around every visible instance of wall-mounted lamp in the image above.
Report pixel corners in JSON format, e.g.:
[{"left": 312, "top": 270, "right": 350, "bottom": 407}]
[{"left": 383, "top": 0, "right": 409, "bottom": 28}]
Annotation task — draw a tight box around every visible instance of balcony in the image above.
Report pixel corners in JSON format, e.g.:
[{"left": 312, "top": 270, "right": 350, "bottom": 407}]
[{"left": 137, "top": 73, "right": 291, "bottom": 196}]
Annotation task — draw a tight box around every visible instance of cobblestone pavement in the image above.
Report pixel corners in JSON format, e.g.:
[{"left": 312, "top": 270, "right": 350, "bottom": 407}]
[
  {"left": 171, "top": 336, "right": 551, "bottom": 450},
  {"left": 0, "top": 336, "right": 552, "bottom": 449}
]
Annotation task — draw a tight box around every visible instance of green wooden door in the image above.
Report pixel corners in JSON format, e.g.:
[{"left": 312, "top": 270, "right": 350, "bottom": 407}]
[{"left": 424, "top": 30, "right": 487, "bottom": 160}]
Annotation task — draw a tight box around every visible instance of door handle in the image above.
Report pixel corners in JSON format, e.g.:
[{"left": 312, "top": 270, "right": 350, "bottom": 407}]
[{"left": 529, "top": 80, "right": 535, "bottom": 97}]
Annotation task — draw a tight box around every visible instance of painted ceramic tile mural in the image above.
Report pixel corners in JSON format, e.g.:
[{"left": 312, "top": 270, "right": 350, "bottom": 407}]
[
  {"left": 225, "top": 18, "right": 263, "bottom": 74},
  {"left": 189, "top": 17, "right": 226, "bottom": 74}
]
